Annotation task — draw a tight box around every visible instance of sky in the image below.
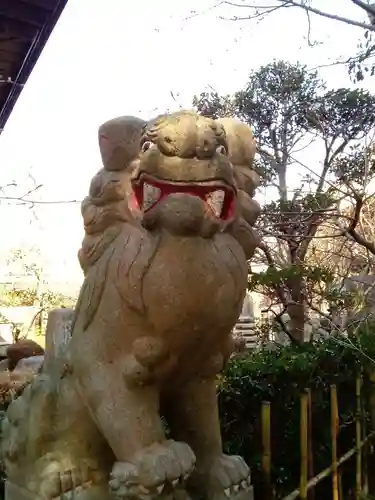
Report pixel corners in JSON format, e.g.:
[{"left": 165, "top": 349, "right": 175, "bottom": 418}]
[{"left": 0, "top": 0, "right": 373, "bottom": 286}]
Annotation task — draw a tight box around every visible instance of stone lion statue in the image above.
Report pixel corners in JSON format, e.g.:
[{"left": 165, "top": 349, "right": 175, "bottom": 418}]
[{"left": 2, "top": 110, "right": 260, "bottom": 500}]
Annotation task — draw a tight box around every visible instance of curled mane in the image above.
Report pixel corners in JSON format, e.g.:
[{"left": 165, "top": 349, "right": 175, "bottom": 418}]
[
  {"left": 217, "top": 117, "right": 261, "bottom": 259},
  {"left": 143, "top": 110, "right": 228, "bottom": 157}
]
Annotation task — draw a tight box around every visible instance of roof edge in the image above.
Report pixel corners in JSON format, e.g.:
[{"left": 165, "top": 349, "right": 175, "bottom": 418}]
[{"left": 0, "top": 0, "right": 68, "bottom": 133}]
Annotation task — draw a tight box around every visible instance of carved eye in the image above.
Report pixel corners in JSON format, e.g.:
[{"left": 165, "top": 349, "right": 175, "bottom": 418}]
[
  {"left": 141, "top": 141, "right": 155, "bottom": 153},
  {"left": 216, "top": 145, "right": 228, "bottom": 156}
]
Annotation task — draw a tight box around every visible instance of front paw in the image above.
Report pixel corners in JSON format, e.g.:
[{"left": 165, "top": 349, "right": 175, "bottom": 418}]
[
  {"left": 109, "top": 440, "right": 196, "bottom": 499},
  {"left": 191, "top": 454, "right": 251, "bottom": 500},
  {"left": 29, "top": 457, "right": 102, "bottom": 500}
]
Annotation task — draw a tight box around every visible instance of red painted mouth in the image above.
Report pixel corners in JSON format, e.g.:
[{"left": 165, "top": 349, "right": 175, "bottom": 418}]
[{"left": 131, "top": 174, "right": 235, "bottom": 220}]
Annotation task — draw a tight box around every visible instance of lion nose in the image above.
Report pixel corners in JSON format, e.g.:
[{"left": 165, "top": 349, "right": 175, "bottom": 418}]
[
  {"left": 6, "top": 448, "right": 17, "bottom": 461},
  {"left": 196, "top": 139, "right": 216, "bottom": 159}
]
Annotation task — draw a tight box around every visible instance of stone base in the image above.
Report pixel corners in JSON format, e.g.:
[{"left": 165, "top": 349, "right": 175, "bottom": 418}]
[
  {"left": 5, "top": 481, "right": 253, "bottom": 500},
  {"left": 234, "top": 487, "right": 254, "bottom": 500},
  {"left": 5, "top": 481, "right": 114, "bottom": 500}
]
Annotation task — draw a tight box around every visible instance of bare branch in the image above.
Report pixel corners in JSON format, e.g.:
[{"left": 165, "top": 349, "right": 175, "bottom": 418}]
[
  {"left": 257, "top": 241, "right": 301, "bottom": 343},
  {"left": 0, "top": 196, "right": 80, "bottom": 205},
  {"left": 182, "top": 2, "right": 224, "bottom": 21},
  {"left": 222, "top": 0, "right": 375, "bottom": 31},
  {"left": 343, "top": 196, "right": 375, "bottom": 255}
]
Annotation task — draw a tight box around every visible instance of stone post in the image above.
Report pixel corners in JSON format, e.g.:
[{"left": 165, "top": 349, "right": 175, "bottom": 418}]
[{"left": 43, "top": 308, "right": 75, "bottom": 371}]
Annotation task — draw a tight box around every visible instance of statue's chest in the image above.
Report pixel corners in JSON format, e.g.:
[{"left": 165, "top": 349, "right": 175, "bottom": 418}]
[{"left": 141, "top": 234, "right": 247, "bottom": 335}]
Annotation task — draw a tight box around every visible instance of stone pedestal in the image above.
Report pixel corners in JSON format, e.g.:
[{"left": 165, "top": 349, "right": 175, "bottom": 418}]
[
  {"left": 5, "top": 481, "right": 115, "bottom": 499},
  {"left": 5, "top": 481, "right": 253, "bottom": 500},
  {"left": 234, "top": 487, "right": 254, "bottom": 500}
]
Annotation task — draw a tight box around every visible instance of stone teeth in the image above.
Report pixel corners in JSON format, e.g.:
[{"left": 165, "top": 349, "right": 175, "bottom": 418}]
[
  {"left": 156, "top": 484, "right": 164, "bottom": 494},
  {"left": 206, "top": 189, "right": 225, "bottom": 217},
  {"left": 142, "top": 182, "right": 161, "bottom": 211}
]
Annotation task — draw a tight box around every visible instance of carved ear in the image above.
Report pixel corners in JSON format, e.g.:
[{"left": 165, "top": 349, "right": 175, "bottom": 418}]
[
  {"left": 217, "top": 117, "right": 261, "bottom": 260},
  {"left": 216, "top": 117, "right": 256, "bottom": 169},
  {"left": 98, "top": 116, "right": 146, "bottom": 171},
  {"left": 216, "top": 117, "right": 260, "bottom": 195}
]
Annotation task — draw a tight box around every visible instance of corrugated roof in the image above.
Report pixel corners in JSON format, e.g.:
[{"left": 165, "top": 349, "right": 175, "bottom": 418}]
[{"left": 0, "top": 0, "right": 68, "bottom": 133}]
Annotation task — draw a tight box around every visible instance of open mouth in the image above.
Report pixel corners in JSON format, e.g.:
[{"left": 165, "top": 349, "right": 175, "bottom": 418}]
[{"left": 131, "top": 174, "right": 235, "bottom": 220}]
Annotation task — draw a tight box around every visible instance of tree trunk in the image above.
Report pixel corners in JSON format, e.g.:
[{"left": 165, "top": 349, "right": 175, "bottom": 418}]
[
  {"left": 287, "top": 277, "right": 306, "bottom": 343},
  {"left": 365, "top": 368, "right": 375, "bottom": 495}
]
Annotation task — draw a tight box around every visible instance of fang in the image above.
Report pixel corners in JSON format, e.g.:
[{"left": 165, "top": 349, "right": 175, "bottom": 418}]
[
  {"left": 206, "top": 189, "right": 225, "bottom": 217},
  {"left": 142, "top": 183, "right": 161, "bottom": 211}
]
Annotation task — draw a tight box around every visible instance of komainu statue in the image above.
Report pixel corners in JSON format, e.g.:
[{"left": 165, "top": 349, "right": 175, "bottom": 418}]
[{"left": 2, "top": 110, "right": 261, "bottom": 500}]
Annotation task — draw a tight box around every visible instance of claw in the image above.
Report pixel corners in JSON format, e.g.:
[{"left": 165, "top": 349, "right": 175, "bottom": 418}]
[
  {"left": 246, "top": 475, "right": 251, "bottom": 486},
  {"left": 240, "top": 480, "right": 247, "bottom": 489},
  {"left": 157, "top": 484, "right": 164, "bottom": 494},
  {"left": 56, "top": 495, "right": 72, "bottom": 500},
  {"left": 225, "top": 488, "right": 231, "bottom": 497},
  {"left": 139, "top": 485, "right": 151, "bottom": 495},
  {"left": 172, "top": 479, "right": 179, "bottom": 487},
  {"left": 109, "top": 478, "right": 120, "bottom": 490},
  {"left": 233, "top": 484, "right": 240, "bottom": 493}
]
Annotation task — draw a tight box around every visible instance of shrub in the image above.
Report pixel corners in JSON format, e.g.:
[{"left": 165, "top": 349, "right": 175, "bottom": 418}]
[{"left": 219, "top": 331, "right": 375, "bottom": 499}]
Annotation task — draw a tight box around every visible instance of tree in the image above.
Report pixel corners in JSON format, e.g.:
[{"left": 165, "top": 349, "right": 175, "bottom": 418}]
[
  {"left": 309, "top": 197, "right": 375, "bottom": 280},
  {"left": 0, "top": 247, "right": 76, "bottom": 338},
  {"left": 289, "top": 202, "right": 373, "bottom": 334},
  {"left": 193, "top": 60, "right": 375, "bottom": 342},
  {"left": 220, "top": 0, "right": 375, "bottom": 81}
]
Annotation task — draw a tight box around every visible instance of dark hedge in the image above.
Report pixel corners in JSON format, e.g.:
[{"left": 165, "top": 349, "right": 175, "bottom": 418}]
[{"left": 219, "top": 331, "right": 375, "bottom": 499}]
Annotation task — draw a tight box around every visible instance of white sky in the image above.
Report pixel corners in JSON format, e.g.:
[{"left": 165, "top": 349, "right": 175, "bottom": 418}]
[{"left": 0, "top": 0, "right": 373, "bottom": 283}]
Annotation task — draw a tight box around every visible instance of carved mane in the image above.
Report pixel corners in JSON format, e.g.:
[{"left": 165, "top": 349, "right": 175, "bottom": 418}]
[
  {"left": 143, "top": 110, "right": 228, "bottom": 157},
  {"left": 216, "top": 117, "right": 261, "bottom": 258}
]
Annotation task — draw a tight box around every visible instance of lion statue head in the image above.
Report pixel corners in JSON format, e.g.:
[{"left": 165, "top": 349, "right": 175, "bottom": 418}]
[{"left": 78, "top": 110, "right": 260, "bottom": 274}]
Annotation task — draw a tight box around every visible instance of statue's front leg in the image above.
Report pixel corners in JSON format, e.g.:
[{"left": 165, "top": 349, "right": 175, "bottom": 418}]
[
  {"left": 73, "top": 355, "right": 195, "bottom": 499},
  {"left": 164, "top": 375, "right": 252, "bottom": 500}
]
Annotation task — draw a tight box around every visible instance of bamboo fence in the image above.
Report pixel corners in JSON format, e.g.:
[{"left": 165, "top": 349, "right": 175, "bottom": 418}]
[{"left": 260, "top": 375, "right": 375, "bottom": 500}]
